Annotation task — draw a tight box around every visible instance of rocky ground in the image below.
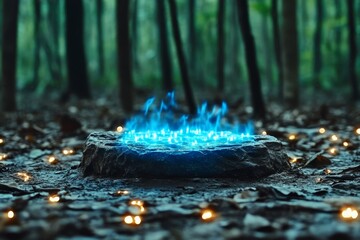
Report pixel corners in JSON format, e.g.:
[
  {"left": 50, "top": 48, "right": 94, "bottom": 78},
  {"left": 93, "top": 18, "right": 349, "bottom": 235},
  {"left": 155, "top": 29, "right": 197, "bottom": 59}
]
[{"left": 0, "top": 99, "right": 360, "bottom": 239}]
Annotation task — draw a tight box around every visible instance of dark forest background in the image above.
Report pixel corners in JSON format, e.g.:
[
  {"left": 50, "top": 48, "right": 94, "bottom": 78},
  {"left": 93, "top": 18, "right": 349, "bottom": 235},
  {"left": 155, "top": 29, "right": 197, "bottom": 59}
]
[{"left": 1, "top": 0, "right": 360, "bottom": 118}]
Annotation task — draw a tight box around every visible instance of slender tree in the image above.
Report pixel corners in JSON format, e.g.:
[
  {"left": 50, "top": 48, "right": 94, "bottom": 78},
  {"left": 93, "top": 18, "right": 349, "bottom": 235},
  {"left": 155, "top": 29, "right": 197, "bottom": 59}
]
[
  {"left": 230, "top": 0, "right": 242, "bottom": 85},
  {"left": 32, "top": 0, "right": 41, "bottom": 89},
  {"left": 236, "top": 0, "right": 266, "bottom": 119},
  {"left": 281, "top": 0, "right": 299, "bottom": 107},
  {"left": 168, "top": 0, "right": 197, "bottom": 114},
  {"left": 346, "top": 0, "right": 358, "bottom": 101},
  {"left": 157, "top": 0, "right": 173, "bottom": 92},
  {"left": 261, "top": 10, "right": 273, "bottom": 95},
  {"left": 313, "top": 0, "right": 323, "bottom": 91},
  {"left": 271, "top": 0, "right": 283, "bottom": 100},
  {"left": 96, "top": 0, "right": 104, "bottom": 77},
  {"left": 47, "top": 0, "right": 62, "bottom": 81},
  {"left": 333, "top": 0, "right": 343, "bottom": 82},
  {"left": 131, "top": 0, "right": 139, "bottom": 69},
  {"left": 65, "top": 0, "right": 90, "bottom": 99},
  {"left": 116, "top": 0, "right": 134, "bottom": 112},
  {"left": 188, "top": 0, "right": 196, "bottom": 81},
  {"left": 1, "top": 0, "right": 19, "bottom": 111},
  {"left": 217, "top": 0, "right": 225, "bottom": 92}
]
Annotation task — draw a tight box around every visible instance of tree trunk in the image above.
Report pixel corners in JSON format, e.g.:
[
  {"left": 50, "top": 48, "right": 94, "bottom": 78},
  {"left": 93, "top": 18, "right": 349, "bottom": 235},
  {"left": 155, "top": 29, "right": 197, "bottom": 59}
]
[
  {"left": 230, "top": 0, "right": 241, "bottom": 86},
  {"left": 313, "top": 0, "right": 323, "bottom": 91},
  {"left": 217, "top": 0, "right": 225, "bottom": 92},
  {"left": 116, "top": 0, "right": 134, "bottom": 113},
  {"left": 131, "top": 0, "right": 139, "bottom": 70},
  {"left": 47, "top": 0, "right": 62, "bottom": 82},
  {"left": 261, "top": 13, "right": 273, "bottom": 96},
  {"left": 271, "top": 0, "right": 283, "bottom": 100},
  {"left": 188, "top": 0, "right": 196, "bottom": 81},
  {"left": 157, "top": 0, "right": 173, "bottom": 92},
  {"left": 346, "top": 0, "right": 358, "bottom": 101},
  {"left": 1, "top": 0, "right": 19, "bottom": 111},
  {"left": 65, "top": 0, "right": 90, "bottom": 99},
  {"left": 236, "top": 0, "right": 266, "bottom": 119},
  {"left": 281, "top": 0, "right": 299, "bottom": 107},
  {"left": 96, "top": 0, "right": 104, "bottom": 77},
  {"left": 334, "top": 0, "right": 342, "bottom": 82},
  {"left": 168, "top": 0, "right": 197, "bottom": 115},
  {"left": 32, "top": 0, "right": 41, "bottom": 89}
]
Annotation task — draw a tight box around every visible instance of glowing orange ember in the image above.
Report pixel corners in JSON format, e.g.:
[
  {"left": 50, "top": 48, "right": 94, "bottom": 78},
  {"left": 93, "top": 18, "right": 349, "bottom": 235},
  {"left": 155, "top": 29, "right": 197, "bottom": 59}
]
[
  {"left": 318, "top": 128, "right": 326, "bottom": 134},
  {"left": 328, "top": 147, "right": 338, "bottom": 155},
  {"left": 341, "top": 207, "right": 358, "bottom": 221},
  {"left": 130, "top": 200, "right": 145, "bottom": 213},
  {"left": 330, "top": 135, "right": 338, "bottom": 141},
  {"left": 201, "top": 209, "right": 215, "bottom": 221},
  {"left": 288, "top": 134, "right": 296, "bottom": 141},
  {"left": 116, "top": 126, "right": 124, "bottom": 133},
  {"left": 0, "top": 153, "right": 8, "bottom": 161},
  {"left": 0, "top": 138, "right": 4, "bottom": 144},
  {"left": 123, "top": 215, "right": 142, "bottom": 225},
  {"left": 49, "top": 195, "right": 60, "bottom": 203},
  {"left": 115, "top": 190, "right": 130, "bottom": 195},
  {"left": 7, "top": 210, "right": 14, "bottom": 219},
  {"left": 356, "top": 128, "right": 360, "bottom": 135},
  {"left": 343, "top": 141, "right": 349, "bottom": 147},
  {"left": 48, "top": 155, "right": 58, "bottom": 164},
  {"left": 17, "top": 172, "right": 31, "bottom": 182},
  {"left": 62, "top": 148, "right": 74, "bottom": 155}
]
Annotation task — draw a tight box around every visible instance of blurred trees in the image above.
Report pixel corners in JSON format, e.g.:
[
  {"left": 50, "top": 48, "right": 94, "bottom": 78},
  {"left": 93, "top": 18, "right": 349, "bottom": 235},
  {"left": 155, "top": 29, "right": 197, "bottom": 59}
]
[{"left": 1, "top": 0, "right": 360, "bottom": 114}]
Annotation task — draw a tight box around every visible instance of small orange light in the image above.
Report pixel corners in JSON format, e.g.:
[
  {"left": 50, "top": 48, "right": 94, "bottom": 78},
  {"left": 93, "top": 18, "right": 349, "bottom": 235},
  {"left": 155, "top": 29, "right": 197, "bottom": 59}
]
[
  {"left": 289, "top": 157, "right": 298, "bottom": 164},
  {"left": 328, "top": 147, "right": 338, "bottom": 155},
  {"left": 7, "top": 210, "right": 14, "bottom": 219},
  {"left": 288, "top": 134, "right": 296, "bottom": 141},
  {"left": 356, "top": 128, "right": 360, "bottom": 135},
  {"left": 123, "top": 215, "right": 142, "bottom": 225},
  {"left": 330, "top": 135, "right": 338, "bottom": 141},
  {"left": 341, "top": 207, "right": 358, "bottom": 220},
  {"left": 201, "top": 209, "right": 215, "bottom": 221},
  {"left": 17, "top": 172, "right": 31, "bottom": 182},
  {"left": 116, "top": 126, "right": 124, "bottom": 133},
  {"left": 115, "top": 190, "right": 130, "bottom": 195},
  {"left": 130, "top": 200, "right": 145, "bottom": 213},
  {"left": 0, "top": 153, "right": 8, "bottom": 160},
  {"left": 62, "top": 148, "right": 74, "bottom": 155},
  {"left": 324, "top": 168, "right": 331, "bottom": 175},
  {"left": 261, "top": 131, "right": 267, "bottom": 135},
  {"left": 0, "top": 138, "right": 4, "bottom": 144},
  {"left": 318, "top": 128, "right": 326, "bottom": 134},
  {"left": 49, "top": 195, "right": 60, "bottom": 203},
  {"left": 343, "top": 141, "right": 349, "bottom": 147},
  {"left": 48, "top": 155, "right": 58, "bottom": 164}
]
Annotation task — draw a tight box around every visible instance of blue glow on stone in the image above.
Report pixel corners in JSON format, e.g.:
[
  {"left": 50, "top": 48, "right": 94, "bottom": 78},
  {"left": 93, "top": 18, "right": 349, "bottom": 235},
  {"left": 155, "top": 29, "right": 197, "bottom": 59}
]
[{"left": 119, "top": 93, "right": 254, "bottom": 149}]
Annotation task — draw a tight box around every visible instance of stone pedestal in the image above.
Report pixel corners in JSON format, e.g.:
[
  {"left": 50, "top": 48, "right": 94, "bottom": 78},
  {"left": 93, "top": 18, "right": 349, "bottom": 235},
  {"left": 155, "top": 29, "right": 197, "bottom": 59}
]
[{"left": 79, "top": 132, "right": 290, "bottom": 179}]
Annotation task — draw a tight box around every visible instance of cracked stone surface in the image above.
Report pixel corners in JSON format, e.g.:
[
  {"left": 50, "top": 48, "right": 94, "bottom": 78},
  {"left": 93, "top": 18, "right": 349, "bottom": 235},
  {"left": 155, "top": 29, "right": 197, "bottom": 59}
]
[{"left": 79, "top": 132, "right": 290, "bottom": 178}]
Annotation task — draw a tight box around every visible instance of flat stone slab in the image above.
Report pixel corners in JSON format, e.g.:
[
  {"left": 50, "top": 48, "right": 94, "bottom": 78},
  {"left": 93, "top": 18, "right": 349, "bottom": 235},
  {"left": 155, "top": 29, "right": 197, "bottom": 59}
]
[{"left": 79, "top": 132, "right": 290, "bottom": 179}]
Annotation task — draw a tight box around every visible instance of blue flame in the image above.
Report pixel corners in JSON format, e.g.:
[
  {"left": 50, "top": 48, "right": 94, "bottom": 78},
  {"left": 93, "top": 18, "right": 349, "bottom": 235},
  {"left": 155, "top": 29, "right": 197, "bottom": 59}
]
[{"left": 119, "top": 93, "right": 254, "bottom": 149}]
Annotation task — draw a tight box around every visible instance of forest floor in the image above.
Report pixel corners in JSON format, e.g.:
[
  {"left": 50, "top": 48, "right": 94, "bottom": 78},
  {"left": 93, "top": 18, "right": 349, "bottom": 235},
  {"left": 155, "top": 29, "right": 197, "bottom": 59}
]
[{"left": 0, "top": 97, "right": 360, "bottom": 240}]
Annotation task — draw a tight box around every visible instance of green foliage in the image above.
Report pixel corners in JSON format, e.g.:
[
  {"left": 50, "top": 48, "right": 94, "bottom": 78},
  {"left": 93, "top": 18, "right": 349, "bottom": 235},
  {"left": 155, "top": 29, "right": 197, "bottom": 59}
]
[{"left": 11, "top": 0, "right": 359, "bottom": 99}]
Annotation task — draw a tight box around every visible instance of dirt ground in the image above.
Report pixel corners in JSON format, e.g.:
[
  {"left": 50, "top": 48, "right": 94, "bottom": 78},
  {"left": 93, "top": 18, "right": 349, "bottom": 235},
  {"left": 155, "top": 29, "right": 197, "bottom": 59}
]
[{"left": 0, "top": 99, "right": 360, "bottom": 239}]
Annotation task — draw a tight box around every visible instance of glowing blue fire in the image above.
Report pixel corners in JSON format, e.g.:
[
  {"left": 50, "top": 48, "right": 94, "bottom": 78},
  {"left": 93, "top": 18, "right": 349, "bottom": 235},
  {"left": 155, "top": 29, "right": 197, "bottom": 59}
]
[{"left": 119, "top": 92, "right": 254, "bottom": 149}]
